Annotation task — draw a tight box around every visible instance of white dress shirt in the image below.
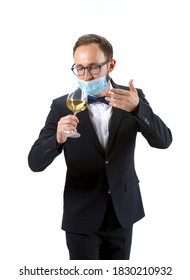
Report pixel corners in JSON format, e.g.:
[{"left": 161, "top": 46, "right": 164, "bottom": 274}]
[{"left": 87, "top": 94, "right": 112, "bottom": 150}]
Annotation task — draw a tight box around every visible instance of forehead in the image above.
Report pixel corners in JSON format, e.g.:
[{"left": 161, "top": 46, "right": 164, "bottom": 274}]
[{"left": 74, "top": 43, "right": 106, "bottom": 65}]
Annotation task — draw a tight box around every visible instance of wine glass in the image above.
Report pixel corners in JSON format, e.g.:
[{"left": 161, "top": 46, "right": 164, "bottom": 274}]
[{"left": 64, "top": 85, "right": 88, "bottom": 138}]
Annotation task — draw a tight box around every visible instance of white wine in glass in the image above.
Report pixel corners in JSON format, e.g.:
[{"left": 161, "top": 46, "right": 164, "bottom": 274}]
[{"left": 64, "top": 86, "right": 88, "bottom": 138}]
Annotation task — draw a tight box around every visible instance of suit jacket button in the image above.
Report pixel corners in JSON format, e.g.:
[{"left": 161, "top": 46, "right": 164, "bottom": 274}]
[{"left": 105, "top": 159, "right": 110, "bottom": 164}]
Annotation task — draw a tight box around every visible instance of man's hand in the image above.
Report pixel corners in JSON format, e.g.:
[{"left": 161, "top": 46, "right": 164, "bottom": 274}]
[
  {"left": 105, "top": 79, "right": 139, "bottom": 112},
  {"left": 56, "top": 114, "right": 79, "bottom": 144}
]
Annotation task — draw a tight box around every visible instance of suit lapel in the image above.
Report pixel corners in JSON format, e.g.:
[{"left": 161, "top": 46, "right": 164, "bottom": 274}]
[
  {"left": 79, "top": 109, "right": 105, "bottom": 155},
  {"left": 106, "top": 79, "right": 126, "bottom": 153},
  {"left": 106, "top": 107, "right": 124, "bottom": 153}
]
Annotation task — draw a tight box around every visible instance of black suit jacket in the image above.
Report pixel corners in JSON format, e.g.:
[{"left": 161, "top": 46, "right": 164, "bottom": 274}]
[{"left": 28, "top": 79, "right": 172, "bottom": 234}]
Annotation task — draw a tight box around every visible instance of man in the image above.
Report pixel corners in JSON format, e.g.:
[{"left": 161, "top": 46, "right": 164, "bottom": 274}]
[{"left": 28, "top": 34, "right": 172, "bottom": 260}]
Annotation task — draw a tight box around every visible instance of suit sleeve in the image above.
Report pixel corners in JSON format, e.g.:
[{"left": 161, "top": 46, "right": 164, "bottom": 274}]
[
  {"left": 133, "top": 90, "right": 172, "bottom": 148},
  {"left": 28, "top": 100, "right": 63, "bottom": 172}
]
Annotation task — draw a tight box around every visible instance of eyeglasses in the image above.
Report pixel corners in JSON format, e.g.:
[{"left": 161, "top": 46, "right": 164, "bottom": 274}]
[{"left": 71, "top": 59, "right": 110, "bottom": 76}]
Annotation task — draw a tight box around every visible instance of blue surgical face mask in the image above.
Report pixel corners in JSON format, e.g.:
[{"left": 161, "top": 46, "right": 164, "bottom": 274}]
[{"left": 77, "top": 75, "right": 109, "bottom": 96}]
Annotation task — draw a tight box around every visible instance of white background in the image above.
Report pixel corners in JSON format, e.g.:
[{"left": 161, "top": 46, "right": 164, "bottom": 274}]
[{"left": 0, "top": 0, "right": 189, "bottom": 279}]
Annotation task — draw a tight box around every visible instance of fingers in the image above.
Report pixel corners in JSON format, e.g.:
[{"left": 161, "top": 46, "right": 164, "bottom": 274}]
[
  {"left": 60, "top": 114, "right": 79, "bottom": 126},
  {"left": 59, "top": 115, "right": 79, "bottom": 131},
  {"left": 57, "top": 115, "right": 79, "bottom": 143},
  {"left": 109, "top": 88, "right": 127, "bottom": 97},
  {"left": 129, "top": 79, "right": 136, "bottom": 92},
  {"left": 105, "top": 91, "right": 124, "bottom": 107},
  {"left": 105, "top": 79, "right": 139, "bottom": 112},
  {"left": 106, "top": 79, "right": 136, "bottom": 99}
]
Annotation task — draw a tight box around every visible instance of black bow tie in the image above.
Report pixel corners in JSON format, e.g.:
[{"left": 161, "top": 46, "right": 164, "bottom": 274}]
[{"left": 88, "top": 95, "right": 109, "bottom": 105}]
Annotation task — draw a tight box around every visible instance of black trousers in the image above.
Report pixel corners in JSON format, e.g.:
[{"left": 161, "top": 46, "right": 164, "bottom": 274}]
[{"left": 65, "top": 195, "right": 133, "bottom": 260}]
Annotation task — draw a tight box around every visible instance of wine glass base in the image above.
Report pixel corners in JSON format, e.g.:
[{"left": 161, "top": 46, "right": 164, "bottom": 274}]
[{"left": 64, "top": 130, "right": 81, "bottom": 138}]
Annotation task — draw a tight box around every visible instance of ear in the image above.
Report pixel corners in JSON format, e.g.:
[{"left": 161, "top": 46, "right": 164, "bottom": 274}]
[{"left": 108, "top": 59, "right": 116, "bottom": 73}]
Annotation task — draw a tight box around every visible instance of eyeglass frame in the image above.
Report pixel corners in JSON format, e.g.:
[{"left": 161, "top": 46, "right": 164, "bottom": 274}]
[{"left": 71, "top": 59, "right": 110, "bottom": 76}]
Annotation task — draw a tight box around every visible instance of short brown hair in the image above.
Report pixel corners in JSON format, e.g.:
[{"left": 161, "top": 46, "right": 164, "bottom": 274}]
[{"left": 73, "top": 34, "right": 113, "bottom": 59}]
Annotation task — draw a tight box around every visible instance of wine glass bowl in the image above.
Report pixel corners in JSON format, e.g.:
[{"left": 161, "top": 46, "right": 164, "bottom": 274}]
[
  {"left": 64, "top": 86, "right": 88, "bottom": 138},
  {"left": 66, "top": 88, "right": 88, "bottom": 115}
]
